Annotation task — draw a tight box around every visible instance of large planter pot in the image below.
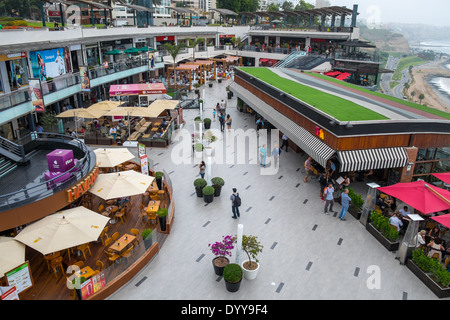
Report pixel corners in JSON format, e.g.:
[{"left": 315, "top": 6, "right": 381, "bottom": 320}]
[
  {"left": 406, "top": 259, "right": 450, "bottom": 298},
  {"left": 195, "top": 187, "right": 203, "bottom": 197},
  {"left": 241, "top": 260, "right": 259, "bottom": 280},
  {"left": 212, "top": 256, "right": 229, "bottom": 276},
  {"left": 218, "top": 79, "right": 222, "bottom": 83},
  {"left": 204, "top": 122, "right": 211, "bottom": 129},
  {"left": 158, "top": 216, "right": 167, "bottom": 231},
  {"left": 212, "top": 185, "right": 222, "bottom": 197},
  {"left": 348, "top": 205, "right": 362, "bottom": 220},
  {"left": 227, "top": 91, "right": 232, "bottom": 99},
  {"left": 225, "top": 278, "right": 242, "bottom": 292},
  {"left": 143, "top": 238, "right": 153, "bottom": 250},
  {"left": 208, "top": 83, "right": 213, "bottom": 88},
  {"left": 366, "top": 222, "right": 399, "bottom": 251},
  {"left": 203, "top": 193, "right": 214, "bottom": 203}
]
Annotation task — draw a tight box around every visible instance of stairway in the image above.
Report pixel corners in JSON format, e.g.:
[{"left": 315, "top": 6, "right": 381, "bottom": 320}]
[{"left": 0, "top": 155, "right": 17, "bottom": 178}]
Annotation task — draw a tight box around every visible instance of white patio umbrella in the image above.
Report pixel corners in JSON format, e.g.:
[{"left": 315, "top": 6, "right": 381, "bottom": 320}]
[
  {"left": 94, "top": 148, "right": 136, "bottom": 168},
  {"left": 0, "top": 237, "right": 26, "bottom": 276},
  {"left": 14, "top": 206, "right": 110, "bottom": 256},
  {"left": 90, "top": 169, "right": 155, "bottom": 200}
]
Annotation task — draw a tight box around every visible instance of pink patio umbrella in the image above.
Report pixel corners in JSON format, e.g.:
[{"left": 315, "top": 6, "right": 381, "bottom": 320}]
[
  {"left": 377, "top": 180, "right": 450, "bottom": 214},
  {"left": 432, "top": 172, "right": 450, "bottom": 185},
  {"left": 431, "top": 214, "right": 450, "bottom": 229}
]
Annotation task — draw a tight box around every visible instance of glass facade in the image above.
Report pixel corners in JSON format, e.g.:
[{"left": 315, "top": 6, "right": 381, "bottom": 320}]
[{"left": 414, "top": 147, "right": 450, "bottom": 184}]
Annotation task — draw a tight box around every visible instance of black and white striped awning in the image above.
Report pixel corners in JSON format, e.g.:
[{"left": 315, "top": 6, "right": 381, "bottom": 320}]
[
  {"left": 230, "top": 82, "right": 335, "bottom": 168},
  {"left": 337, "top": 147, "right": 408, "bottom": 172}
]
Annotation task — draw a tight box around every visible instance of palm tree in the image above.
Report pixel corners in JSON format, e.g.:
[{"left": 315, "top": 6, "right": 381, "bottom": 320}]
[
  {"left": 163, "top": 42, "right": 187, "bottom": 94},
  {"left": 187, "top": 37, "right": 205, "bottom": 61},
  {"left": 419, "top": 93, "right": 425, "bottom": 104}
]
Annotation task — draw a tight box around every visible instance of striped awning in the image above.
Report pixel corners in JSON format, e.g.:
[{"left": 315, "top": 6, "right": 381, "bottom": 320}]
[
  {"left": 337, "top": 147, "right": 408, "bottom": 172},
  {"left": 230, "top": 82, "right": 335, "bottom": 168}
]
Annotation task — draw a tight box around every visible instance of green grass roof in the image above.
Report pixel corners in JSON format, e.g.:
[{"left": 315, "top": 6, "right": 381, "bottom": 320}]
[{"left": 238, "top": 67, "right": 389, "bottom": 121}]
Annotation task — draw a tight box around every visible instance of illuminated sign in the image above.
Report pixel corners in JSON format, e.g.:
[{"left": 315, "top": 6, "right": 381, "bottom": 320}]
[
  {"left": 315, "top": 126, "right": 325, "bottom": 140},
  {"left": 66, "top": 166, "right": 99, "bottom": 202}
]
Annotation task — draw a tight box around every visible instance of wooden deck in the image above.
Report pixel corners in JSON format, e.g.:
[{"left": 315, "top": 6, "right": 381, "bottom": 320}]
[{"left": 16, "top": 182, "right": 169, "bottom": 300}]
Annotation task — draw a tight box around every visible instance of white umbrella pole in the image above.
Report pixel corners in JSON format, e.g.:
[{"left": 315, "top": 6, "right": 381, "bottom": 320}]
[{"left": 128, "top": 111, "right": 130, "bottom": 142}]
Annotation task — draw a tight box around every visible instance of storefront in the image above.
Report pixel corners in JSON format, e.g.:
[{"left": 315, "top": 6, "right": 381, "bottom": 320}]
[
  {"left": 0, "top": 52, "right": 28, "bottom": 93},
  {"left": 155, "top": 35, "right": 174, "bottom": 51}
]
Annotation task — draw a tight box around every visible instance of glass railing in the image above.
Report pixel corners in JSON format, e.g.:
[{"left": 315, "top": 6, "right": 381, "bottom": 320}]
[
  {"left": 88, "top": 58, "right": 149, "bottom": 80},
  {"left": 41, "top": 73, "right": 81, "bottom": 95},
  {"left": 0, "top": 87, "right": 31, "bottom": 111}
]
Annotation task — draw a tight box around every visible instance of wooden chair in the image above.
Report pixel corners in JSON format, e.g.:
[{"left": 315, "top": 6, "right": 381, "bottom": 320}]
[
  {"left": 120, "top": 245, "right": 134, "bottom": 262},
  {"left": 77, "top": 243, "right": 91, "bottom": 260},
  {"left": 50, "top": 256, "right": 64, "bottom": 278},
  {"left": 99, "top": 226, "right": 109, "bottom": 245},
  {"left": 104, "top": 250, "right": 120, "bottom": 265},
  {"left": 115, "top": 207, "right": 126, "bottom": 225},
  {"left": 98, "top": 204, "right": 105, "bottom": 213},
  {"left": 147, "top": 212, "right": 157, "bottom": 225},
  {"left": 112, "top": 232, "right": 120, "bottom": 241},
  {"left": 73, "top": 261, "right": 84, "bottom": 269},
  {"left": 130, "top": 228, "right": 140, "bottom": 246},
  {"left": 104, "top": 237, "right": 113, "bottom": 249},
  {"left": 95, "top": 260, "right": 104, "bottom": 272}
]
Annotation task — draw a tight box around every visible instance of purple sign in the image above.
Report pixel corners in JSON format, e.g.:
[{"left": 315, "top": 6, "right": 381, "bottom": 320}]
[
  {"left": 46, "top": 149, "right": 74, "bottom": 172},
  {"left": 44, "top": 171, "right": 71, "bottom": 189}
]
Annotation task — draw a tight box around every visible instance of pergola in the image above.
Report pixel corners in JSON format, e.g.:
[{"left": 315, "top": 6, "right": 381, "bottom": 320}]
[
  {"left": 210, "top": 8, "right": 238, "bottom": 25},
  {"left": 209, "top": 56, "right": 243, "bottom": 69},
  {"left": 167, "top": 7, "right": 197, "bottom": 25},
  {"left": 165, "top": 64, "right": 201, "bottom": 90},
  {"left": 185, "top": 60, "right": 217, "bottom": 82}
]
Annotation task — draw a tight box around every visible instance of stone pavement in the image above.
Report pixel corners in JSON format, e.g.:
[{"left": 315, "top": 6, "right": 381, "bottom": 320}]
[{"left": 106, "top": 78, "right": 443, "bottom": 301}]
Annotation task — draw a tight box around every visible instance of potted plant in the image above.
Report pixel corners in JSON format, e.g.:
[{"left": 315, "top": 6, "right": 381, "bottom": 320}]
[
  {"left": 194, "top": 178, "right": 207, "bottom": 197},
  {"left": 203, "top": 117, "right": 211, "bottom": 129},
  {"left": 194, "top": 83, "right": 201, "bottom": 94},
  {"left": 202, "top": 186, "right": 215, "bottom": 203},
  {"left": 347, "top": 187, "right": 364, "bottom": 220},
  {"left": 209, "top": 235, "right": 236, "bottom": 276},
  {"left": 223, "top": 263, "right": 243, "bottom": 292},
  {"left": 366, "top": 210, "right": 400, "bottom": 251},
  {"left": 154, "top": 171, "right": 163, "bottom": 190},
  {"left": 211, "top": 177, "right": 225, "bottom": 196},
  {"left": 208, "top": 81, "right": 213, "bottom": 88},
  {"left": 194, "top": 143, "right": 204, "bottom": 159},
  {"left": 157, "top": 208, "right": 168, "bottom": 231},
  {"left": 241, "top": 235, "right": 263, "bottom": 280},
  {"left": 141, "top": 228, "right": 153, "bottom": 250}
]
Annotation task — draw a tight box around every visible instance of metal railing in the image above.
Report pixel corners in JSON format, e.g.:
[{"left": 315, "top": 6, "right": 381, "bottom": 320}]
[
  {"left": 0, "top": 135, "right": 26, "bottom": 162},
  {"left": 0, "top": 87, "right": 31, "bottom": 111},
  {"left": 0, "top": 132, "right": 95, "bottom": 212},
  {"left": 41, "top": 73, "right": 81, "bottom": 95}
]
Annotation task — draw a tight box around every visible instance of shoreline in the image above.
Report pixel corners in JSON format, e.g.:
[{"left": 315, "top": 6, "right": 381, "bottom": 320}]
[{"left": 408, "top": 59, "right": 450, "bottom": 113}]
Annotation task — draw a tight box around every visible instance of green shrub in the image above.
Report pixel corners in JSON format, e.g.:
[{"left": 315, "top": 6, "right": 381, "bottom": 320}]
[
  {"left": 202, "top": 186, "right": 215, "bottom": 196},
  {"left": 370, "top": 210, "right": 399, "bottom": 242},
  {"left": 155, "top": 171, "right": 163, "bottom": 179},
  {"left": 194, "top": 178, "right": 207, "bottom": 188},
  {"left": 194, "top": 116, "right": 202, "bottom": 121},
  {"left": 211, "top": 177, "right": 225, "bottom": 187},
  {"left": 157, "top": 208, "right": 168, "bottom": 218},
  {"left": 203, "top": 117, "right": 211, "bottom": 124},
  {"left": 194, "top": 143, "right": 204, "bottom": 152},
  {"left": 141, "top": 229, "right": 153, "bottom": 240},
  {"left": 348, "top": 187, "right": 364, "bottom": 209},
  {"left": 223, "top": 263, "right": 242, "bottom": 283},
  {"left": 412, "top": 249, "right": 450, "bottom": 287}
]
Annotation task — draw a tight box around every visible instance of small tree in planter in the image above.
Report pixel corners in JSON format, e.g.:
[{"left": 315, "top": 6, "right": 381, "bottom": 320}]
[
  {"left": 241, "top": 235, "right": 263, "bottom": 280},
  {"left": 202, "top": 186, "right": 215, "bottom": 203},
  {"left": 203, "top": 117, "right": 211, "bottom": 129},
  {"left": 154, "top": 171, "right": 163, "bottom": 190},
  {"left": 209, "top": 235, "right": 236, "bottom": 276},
  {"left": 194, "top": 178, "right": 207, "bottom": 197},
  {"left": 157, "top": 208, "right": 168, "bottom": 231},
  {"left": 347, "top": 187, "right": 364, "bottom": 219},
  {"left": 223, "top": 263, "right": 243, "bottom": 292},
  {"left": 194, "top": 143, "right": 204, "bottom": 159},
  {"left": 211, "top": 177, "right": 225, "bottom": 196},
  {"left": 141, "top": 228, "right": 153, "bottom": 250}
]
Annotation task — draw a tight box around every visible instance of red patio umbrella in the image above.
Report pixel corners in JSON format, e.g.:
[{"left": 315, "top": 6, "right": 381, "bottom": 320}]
[
  {"left": 432, "top": 172, "right": 450, "bottom": 185},
  {"left": 431, "top": 214, "right": 450, "bottom": 229},
  {"left": 377, "top": 180, "right": 450, "bottom": 214}
]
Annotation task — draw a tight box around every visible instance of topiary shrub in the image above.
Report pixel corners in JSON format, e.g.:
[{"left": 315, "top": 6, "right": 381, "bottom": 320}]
[
  {"left": 202, "top": 186, "right": 215, "bottom": 196},
  {"left": 223, "top": 263, "right": 243, "bottom": 283}
]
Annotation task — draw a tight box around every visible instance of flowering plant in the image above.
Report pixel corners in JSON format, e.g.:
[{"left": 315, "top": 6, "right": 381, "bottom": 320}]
[{"left": 209, "top": 235, "right": 236, "bottom": 257}]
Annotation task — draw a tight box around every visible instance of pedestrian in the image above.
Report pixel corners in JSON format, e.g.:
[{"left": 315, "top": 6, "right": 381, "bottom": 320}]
[
  {"left": 259, "top": 144, "right": 267, "bottom": 167},
  {"left": 219, "top": 113, "right": 225, "bottom": 132},
  {"left": 199, "top": 161, "right": 205, "bottom": 179},
  {"left": 281, "top": 133, "right": 289, "bottom": 151},
  {"left": 338, "top": 188, "right": 351, "bottom": 221},
  {"left": 304, "top": 156, "right": 312, "bottom": 182},
  {"left": 271, "top": 144, "right": 280, "bottom": 167},
  {"left": 213, "top": 109, "right": 216, "bottom": 120},
  {"left": 256, "top": 117, "right": 264, "bottom": 134},
  {"left": 323, "top": 182, "right": 335, "bottom": 215},
  {"left": 225, "top": 114, "right": 232, "bottom": 132},
  {"left": 230, "top": 188, "right": 241, "bottom": 219},
  {"left": 36, "top": 124, "right": 44, "bottom": 133},
  {"left": 319, "top": 171, "right": 329, "bottom": 199}
]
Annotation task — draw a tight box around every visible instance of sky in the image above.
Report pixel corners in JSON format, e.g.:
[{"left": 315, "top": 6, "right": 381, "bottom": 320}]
[{"left": 301, "top": 0, "right": 450, "bottom": 27}]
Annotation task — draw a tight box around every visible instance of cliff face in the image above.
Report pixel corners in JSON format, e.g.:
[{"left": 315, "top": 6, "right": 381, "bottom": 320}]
[{"left": 359, "top": 27, "right": 411, "bottom": 53}]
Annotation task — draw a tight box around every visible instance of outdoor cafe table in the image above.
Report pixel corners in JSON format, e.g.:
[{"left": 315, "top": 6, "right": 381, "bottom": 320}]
[
  {"left": 108, "top": 234, "right": 136, "bottom": 254},
  {"left": 146, "top": 204, "right": 159, "bottom": 214},
  {"left": 148, "top": 182, "right": 158, "bottom": 193},
  {"left": 75, "top": 266, "right": 96, "bottom": 279}
]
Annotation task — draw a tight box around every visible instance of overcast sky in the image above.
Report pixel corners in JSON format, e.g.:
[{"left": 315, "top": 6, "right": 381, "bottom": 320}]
[{"left": 303, "top": 0, "right": 449, "bottom": 27}]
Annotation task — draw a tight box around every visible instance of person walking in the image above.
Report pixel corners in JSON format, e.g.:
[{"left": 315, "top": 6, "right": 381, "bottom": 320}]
[
  {"left": 219, "top": 113, "right": 225, "bottom": 132},
  {"left": 271, "top": 144, "right": 280, "bottom": 168},
  {"left": 304, "top": 156, "right": 312, "bottom": 183},
  {"left": 230, "top": 188, "right": 241, "bottom": 219},
  {"left": 225, "top": 114, "right": 232, "bottom": 132},
  {"left": 338, "top": 188, "right": 351, "bottom": 221},
  {"left": 319, "top": 171, "right": 330, "bottom": 199},
  {"left": 199, "top": 161, "right": 206, "bottom": 179},
  {"left": 281, "top": 134, "right": 289, "bottom": 152},
  {"left": 323, "top": 182, "right": 335, "bottom": 215},
  {"left": 259, "top": 144, "right": 267, "bottom": 168}
]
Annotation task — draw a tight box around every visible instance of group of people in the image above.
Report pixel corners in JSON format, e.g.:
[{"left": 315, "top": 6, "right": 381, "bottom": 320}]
[{"left": 414, "top": 226, "right": 450, "bottom": 266}]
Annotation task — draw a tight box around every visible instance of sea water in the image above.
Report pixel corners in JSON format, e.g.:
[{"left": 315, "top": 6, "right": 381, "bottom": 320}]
[{"left": 430, "top": 77, "right": 450, "bottom": 100}]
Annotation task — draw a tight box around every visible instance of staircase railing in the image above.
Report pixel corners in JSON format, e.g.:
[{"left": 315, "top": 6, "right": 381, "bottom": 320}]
[{"left": 0, "top": 136, "right": 26, "bottom": 162}]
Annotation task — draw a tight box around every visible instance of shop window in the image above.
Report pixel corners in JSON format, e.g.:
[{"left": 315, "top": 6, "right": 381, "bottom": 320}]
[
  {"left": 435, "top": 147, "right": 450, "bottom": 160},
  {"left": 431, "top": 159, "right": 450, "bottom": 173},
  {"left": 416, "top": 148, "right": 436, "bottom": 162},
  {"left": 413, "top": 162, "right": 432, "bottom": 175}
]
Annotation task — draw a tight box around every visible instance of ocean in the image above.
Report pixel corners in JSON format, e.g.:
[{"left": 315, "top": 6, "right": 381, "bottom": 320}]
[
  {"left": 412, "top": 40, "right": 450, "bottom": 55},
  {"left": 429, "top": 76, "right": 450, "bottom": 101}
]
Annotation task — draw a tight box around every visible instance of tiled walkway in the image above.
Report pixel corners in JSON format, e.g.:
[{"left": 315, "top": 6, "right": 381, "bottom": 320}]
[{"left": 106, "top": 78, "right": 442, "bottom": 301}]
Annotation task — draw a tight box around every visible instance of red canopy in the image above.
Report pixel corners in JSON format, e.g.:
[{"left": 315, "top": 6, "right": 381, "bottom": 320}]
[
  {"left": 377, "top": 180, "right": 450, "bottom": 214},
  {"left": 336, "top": 72, "right": 351, "bottom": 80},
  {"left": 432, "top": 172, "right": 450, "bottom": 185},
  {"left": 431, "top": 214, "right": 450, "bottom": 228}
]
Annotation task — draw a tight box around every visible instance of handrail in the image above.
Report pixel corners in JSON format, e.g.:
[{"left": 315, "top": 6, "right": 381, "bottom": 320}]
[
  {"left": 0, "top": 132, "right": 95, "bottom": 212},
  {"left": 0, "top": 136, "right": 26, "bottom": 162}
]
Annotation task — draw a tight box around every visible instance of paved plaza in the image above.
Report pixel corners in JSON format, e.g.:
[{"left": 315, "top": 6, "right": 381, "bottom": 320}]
[{"left": 106, "top": 78, "right": 443, "bottom": 301}]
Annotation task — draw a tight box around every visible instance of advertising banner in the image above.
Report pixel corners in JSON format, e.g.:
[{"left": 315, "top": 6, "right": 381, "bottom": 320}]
[
  {"left": 29, "top": 79, "right": 45, "bottom": 112},
  {"left": 80, "top": 66, "right": 90, "bottom": 92},
  {"left": 140, "top": 154, "right": 149, "bottom": 176},
  {"left": 5, "top": 261, "right": 33, "bottom": 294},
  {"left": 29, "top": 47, "right": 72, "bottom": 81}
]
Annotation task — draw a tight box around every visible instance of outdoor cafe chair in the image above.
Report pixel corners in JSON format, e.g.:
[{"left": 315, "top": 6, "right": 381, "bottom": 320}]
[
  {"left": 120, "top": 245, "right": 134, "bottom": 262},
  {"left": 96, "top": 260, "right": 104, "bottom": 272},
  {"left": 104, "top": 250, "right": 120, "bottom": 265},
  {"left": 115, "top": 208, "right": 126, "bottom": 225},
  {"left": 77, "top": 243, "right": 92, "bottom": 260},
  {"left": 130, "top": 228, "right": 140, "bottom": 246},
  {"left": 111, "top": 232, "right": 120, "bottom": 242},
  {"left": 50, "top": 256, "right": 64, "bottom": 278}
]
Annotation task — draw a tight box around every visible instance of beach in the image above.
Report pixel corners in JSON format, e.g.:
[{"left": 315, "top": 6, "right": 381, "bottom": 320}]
[{"left": 408, "top": 59, "right": 450, "bottom": 113}]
